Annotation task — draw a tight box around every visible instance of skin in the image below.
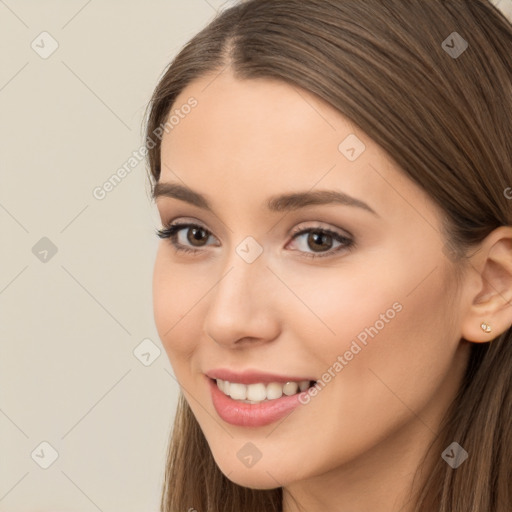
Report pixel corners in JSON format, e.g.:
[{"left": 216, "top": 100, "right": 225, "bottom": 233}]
[{"left": 152, "top": 70, "right": 512, "bottom": 512}]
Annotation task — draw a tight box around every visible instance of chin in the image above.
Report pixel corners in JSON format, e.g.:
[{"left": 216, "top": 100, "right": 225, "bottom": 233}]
[{"left": 223, "top": 469, "right": 284, "bottom": 490}]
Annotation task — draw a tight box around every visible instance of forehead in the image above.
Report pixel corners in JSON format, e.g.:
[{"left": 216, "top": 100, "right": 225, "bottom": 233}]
[
  {"left": 159, "top": 71, "right": 428, "bottom": 222},
  {"left": 162, "top": 71, "right": 353, "bottom": 165}
]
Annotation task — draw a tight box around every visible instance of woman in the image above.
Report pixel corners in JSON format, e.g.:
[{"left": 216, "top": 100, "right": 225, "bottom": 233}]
[{"left": 144, "top": 1, "right": 512, "bottom": 510}]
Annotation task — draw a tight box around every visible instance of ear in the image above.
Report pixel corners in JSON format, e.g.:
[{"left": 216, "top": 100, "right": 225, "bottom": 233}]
[{"left": 460, "top": 226, "right": 512, "bottom": 343}]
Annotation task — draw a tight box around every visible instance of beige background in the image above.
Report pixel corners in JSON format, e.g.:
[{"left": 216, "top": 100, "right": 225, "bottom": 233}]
[{"left": 1, "top": 0, "right": 511, "bottom": 510}]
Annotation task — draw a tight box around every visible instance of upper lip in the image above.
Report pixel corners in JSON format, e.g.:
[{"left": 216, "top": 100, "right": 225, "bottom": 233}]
[{"left": 205, "top": 368, "right": 317, "bottom": 385}]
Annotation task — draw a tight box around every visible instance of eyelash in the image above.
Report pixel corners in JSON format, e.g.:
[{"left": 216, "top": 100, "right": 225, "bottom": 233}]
[{"left": 155, "top": 221, "right": 355, "bottom": 259}]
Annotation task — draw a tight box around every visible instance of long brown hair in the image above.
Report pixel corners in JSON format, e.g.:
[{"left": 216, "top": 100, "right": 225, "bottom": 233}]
[{"left": 144, "top": 1, "right": 512, "bottom": 510}]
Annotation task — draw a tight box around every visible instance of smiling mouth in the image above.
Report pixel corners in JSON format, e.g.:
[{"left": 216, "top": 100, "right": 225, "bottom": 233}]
[{"left": 211, "top": 377, "right": 317, "bottom": 404}]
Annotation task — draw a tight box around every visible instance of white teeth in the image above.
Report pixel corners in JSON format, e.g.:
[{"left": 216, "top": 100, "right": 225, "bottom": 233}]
[
  {"left": 266, "top": 382, "right": 283, "bottom": 400},
  {"left": 299, "top": 380, "right": 310, "bottom": 391},
  {"left": 283, "top": 381, "right": 299, "bottom": 396},
  {"left": 215, "top": 378, "right": 312, "bottom": 403},
  {"left": 228, "top": 382, "right": 247, "bottom": 400},
  {"left": 246, "top": 383, "right": 267, "bottom": 401}
]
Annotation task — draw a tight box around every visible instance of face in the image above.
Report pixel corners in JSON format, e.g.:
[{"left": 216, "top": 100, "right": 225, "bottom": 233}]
[{"left": 152, "top": 71, "right": 471, "bottom": 491}]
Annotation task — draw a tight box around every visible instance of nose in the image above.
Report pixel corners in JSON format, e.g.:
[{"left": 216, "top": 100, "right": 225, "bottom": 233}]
[{"left": 202, "top": 252, "right": 281, "bottom": 349}]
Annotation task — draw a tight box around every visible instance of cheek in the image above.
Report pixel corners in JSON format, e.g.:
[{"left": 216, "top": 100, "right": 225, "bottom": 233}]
[
  {"left": 276, "top": 261, "right": 407, "bottom": 355},
  {"left": 278, "top": 258, "right": 456, "bottom": 403},
  {"left": 152, "top": 247, "right": 204, "bottom": 360},
  {"left": 265, "top": 262, "right": 458, "bottom": 471}
]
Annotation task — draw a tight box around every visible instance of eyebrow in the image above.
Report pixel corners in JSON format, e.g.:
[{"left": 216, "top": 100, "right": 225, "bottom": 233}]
[{"left": 152, "top": 182, "right": 379, "bottom": 216}]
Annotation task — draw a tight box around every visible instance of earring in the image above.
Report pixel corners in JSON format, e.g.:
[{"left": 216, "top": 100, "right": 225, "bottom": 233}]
[{"left": 480, "top": 321, "right": 492, "bottom": 333}]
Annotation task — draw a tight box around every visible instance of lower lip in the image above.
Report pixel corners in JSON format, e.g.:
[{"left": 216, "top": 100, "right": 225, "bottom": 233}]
[{"left": 208, "top": 376, "right": 309, "bottom": 427}]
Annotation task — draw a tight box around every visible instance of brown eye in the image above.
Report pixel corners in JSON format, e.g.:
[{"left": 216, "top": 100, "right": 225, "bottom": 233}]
[
  {"left": 187, "top": 226, "right": 210, "bottom": 246},
  {"left": 288, "top": 226, "right": 354, "bottom": 259},
  {"left": 306, "top": 230, "right": 334, "bottom": 252},
  {"left": 156, "top": 222, "right": 217, "bottom": 255}
]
